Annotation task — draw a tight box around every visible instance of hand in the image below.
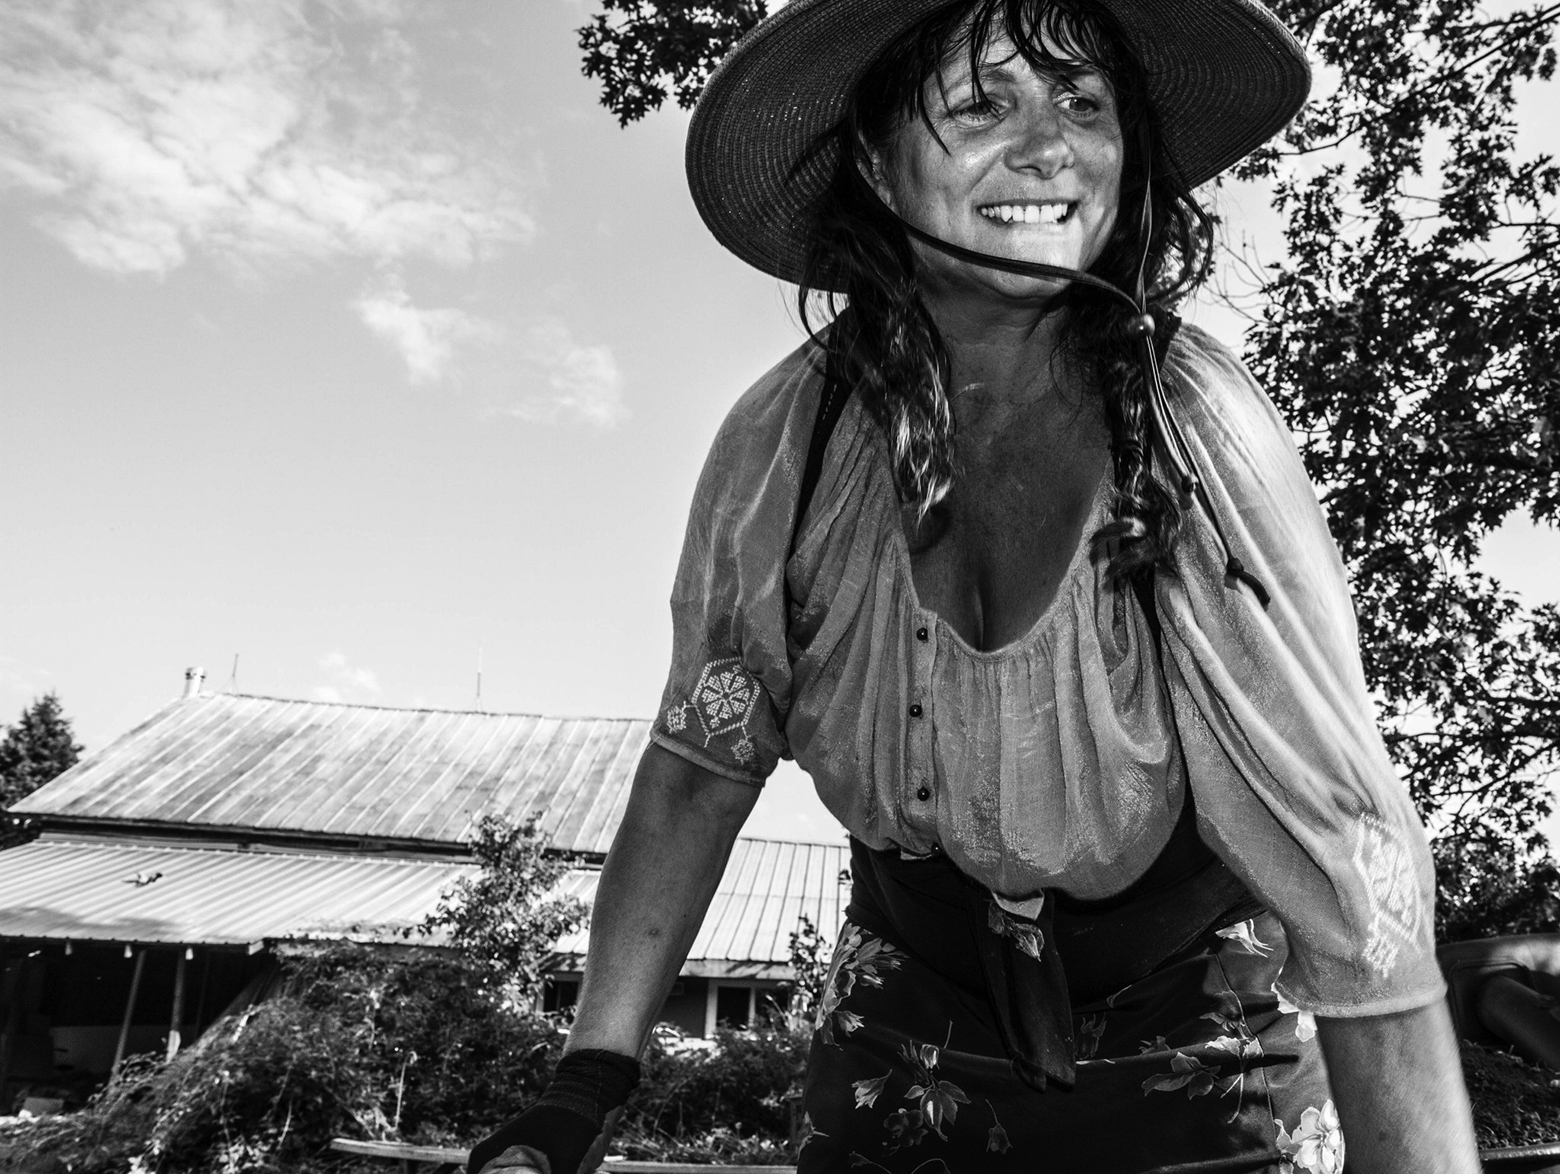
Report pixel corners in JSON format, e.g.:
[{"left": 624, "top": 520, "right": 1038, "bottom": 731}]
[
  {"left": 469, "top": 1152, "right": 545, "bottom": 1174},
  {"left": 469, "top": 1153, "right": 544, "bottom": 1174},
  {"left": 464, "top": 1147, "right": 546, "bottom": 1172}
]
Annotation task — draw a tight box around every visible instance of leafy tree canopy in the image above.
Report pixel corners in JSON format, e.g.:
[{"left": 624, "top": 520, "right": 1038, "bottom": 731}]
[
  {"left": 577, "top": 0, "right": 1560, "bottom": 941},
  {"left": 0, "top": 692, "right": 83, "bottom": 808},
  {"left": 1244, "top": 0, "right": 1560, "bottom": 939}
]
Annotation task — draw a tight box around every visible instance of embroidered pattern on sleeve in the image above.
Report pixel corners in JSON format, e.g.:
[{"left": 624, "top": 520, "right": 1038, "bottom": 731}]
[
  {"left": 1352, "top": 811, "right": 1426, "bottom": 976},
  {"left": 664, "top": 656, "right": 763, "bottom": 764}
]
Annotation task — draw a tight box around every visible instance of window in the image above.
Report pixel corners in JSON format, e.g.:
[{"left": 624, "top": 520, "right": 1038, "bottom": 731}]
[
  {"left": 542, "top": 977, "right": 580, "bottom": 1014},
  {"left": 715, "top": 984, "right": 752, "bottom": 1028}
]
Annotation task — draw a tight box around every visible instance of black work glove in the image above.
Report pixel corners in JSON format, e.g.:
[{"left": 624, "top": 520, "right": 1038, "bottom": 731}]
[{"left": 467, "top": 1049, "right": 640, "bottom": 1174}]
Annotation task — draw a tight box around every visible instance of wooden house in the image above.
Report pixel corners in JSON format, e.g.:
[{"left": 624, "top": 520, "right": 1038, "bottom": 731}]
[{"left": 0, "top": 678, "right": 846, "bottom": 1108}]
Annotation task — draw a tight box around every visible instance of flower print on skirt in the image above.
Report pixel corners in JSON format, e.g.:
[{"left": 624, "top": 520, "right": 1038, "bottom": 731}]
[{"left": 797, "top": 841, "right": 1338, "bottom": 1173}]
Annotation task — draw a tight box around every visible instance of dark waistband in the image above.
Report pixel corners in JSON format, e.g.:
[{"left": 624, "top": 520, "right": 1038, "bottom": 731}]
[{"left": 842, "top": 810, "right": 1260, "bottom": 1093}]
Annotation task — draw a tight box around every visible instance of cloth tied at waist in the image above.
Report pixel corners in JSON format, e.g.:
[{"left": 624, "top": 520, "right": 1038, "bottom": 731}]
[{"left": 844, "top": 797, "right": 1261, "bottom": 1094}]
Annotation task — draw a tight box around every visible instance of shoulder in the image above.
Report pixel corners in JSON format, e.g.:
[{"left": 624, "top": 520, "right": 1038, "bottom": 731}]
[
  {"left": 1164, "top": 321, "right": 1262, "bottom": 406},
  {"left": 697, "top": 337, "right": 827, "bottom": 496},
  {"left": 1163, "top": 321, "right": 1300, "bottom": 464}
]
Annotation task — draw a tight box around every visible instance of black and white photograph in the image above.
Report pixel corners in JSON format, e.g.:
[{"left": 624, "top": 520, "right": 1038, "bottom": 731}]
[{"left": 1, "top": 0, "right": 1558, "bottom": 1171}]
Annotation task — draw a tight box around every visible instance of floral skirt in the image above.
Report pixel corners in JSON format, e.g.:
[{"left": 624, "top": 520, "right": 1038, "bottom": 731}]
[{"left": 797, "top": 843, "right": 1343, "bottom": 1174}]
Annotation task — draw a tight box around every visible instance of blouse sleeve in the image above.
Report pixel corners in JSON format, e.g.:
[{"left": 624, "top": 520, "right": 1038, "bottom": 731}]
[
  {"left": 1157, "top": 325, "right": 1446, "bottom": 1017},
  {"left": 649, "top": 343, "right": 825, "bottom": 785}
]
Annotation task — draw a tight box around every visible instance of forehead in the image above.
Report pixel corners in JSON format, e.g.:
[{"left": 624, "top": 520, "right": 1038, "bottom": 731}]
[{"left": 933, "top": 6, "right": 1114, "bottom": 87}]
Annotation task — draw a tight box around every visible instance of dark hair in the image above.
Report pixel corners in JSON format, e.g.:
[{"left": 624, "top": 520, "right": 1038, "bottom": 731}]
[{"left": 797, "top": 0, "right": 1214, "bottom": 580}]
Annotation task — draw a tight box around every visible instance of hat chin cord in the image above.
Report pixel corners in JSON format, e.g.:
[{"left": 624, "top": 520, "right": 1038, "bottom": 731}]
[{"left": 876, "top": 187, "right": 1271, "bottom": 609}]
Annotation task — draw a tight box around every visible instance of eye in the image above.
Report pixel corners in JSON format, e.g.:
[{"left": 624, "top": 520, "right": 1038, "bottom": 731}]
[
  {"left": 1053, "top": 72, "right": 1111, "bottom": 118},
  {"left": 1055, "top": 88, "right": 1101, "bottom": 117},
  {"left": 948, "top": 95, "right": 1001, "bottom": 123}
]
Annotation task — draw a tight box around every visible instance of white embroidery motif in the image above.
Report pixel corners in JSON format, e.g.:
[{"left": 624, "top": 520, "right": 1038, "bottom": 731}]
[
  {"left": 664, "top": 702, "right": 688, "bottom": 733},
  {"left": 685, "top": 656, "right": 762, "bottom": 750},
  {"left": 1353, "top": 812, "right": 1423, "bottom": 976}
]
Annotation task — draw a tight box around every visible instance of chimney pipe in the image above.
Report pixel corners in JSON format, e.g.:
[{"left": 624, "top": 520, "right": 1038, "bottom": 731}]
[{"left": 182, "top": 667, "right": 205, "bottom": 699}]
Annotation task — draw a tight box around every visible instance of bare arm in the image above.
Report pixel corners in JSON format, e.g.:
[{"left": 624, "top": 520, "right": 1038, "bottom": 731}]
[
  {"left": 1317, "top": 1000, "right": 1480, "bottom": 1174},
  {"left": 565, "top": 741, "right": 762, "bottom": 1057},
  {"left": 476, "top": 744, "right": 760, "bottom": 1173}
]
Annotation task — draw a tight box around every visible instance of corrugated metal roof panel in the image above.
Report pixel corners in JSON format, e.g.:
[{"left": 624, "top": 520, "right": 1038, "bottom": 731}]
[
  {"left": 553, "top": 839, "right": 850, "bottom": 968},
  {"left": 0, "top": 837, "right": 473, "bottom": 946},
  {"left": 13, "top": 695, "right": 652, "bottom": 854},
  {"left": 0, "top": 837, "right": 848, "bottom": 969}
]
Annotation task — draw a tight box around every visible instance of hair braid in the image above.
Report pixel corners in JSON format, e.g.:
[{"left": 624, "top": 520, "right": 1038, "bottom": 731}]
[{"left": 1088, "top": 301, "right": 1185, "bottom": 579}]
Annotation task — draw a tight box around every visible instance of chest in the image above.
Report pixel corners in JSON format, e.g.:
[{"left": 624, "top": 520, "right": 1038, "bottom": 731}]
[{"left": 902, "top": 397, "right": 1111, "bottom": 652}]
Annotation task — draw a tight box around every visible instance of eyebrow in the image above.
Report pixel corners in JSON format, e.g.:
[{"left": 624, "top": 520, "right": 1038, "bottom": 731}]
[{"left": 964, "top": 60, "right": 1105, "bottom": 86}]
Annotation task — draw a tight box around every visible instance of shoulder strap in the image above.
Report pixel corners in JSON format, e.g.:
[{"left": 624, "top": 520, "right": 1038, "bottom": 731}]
[
  {"left": 791, "top": 368, "right": 851, "bottom": 549},
  {"left": 1130, "top": 571, "right": 1162, "bottom": 647},
  {"left": 1153, "top": 309, "right": 1182, "bottom": 370}
]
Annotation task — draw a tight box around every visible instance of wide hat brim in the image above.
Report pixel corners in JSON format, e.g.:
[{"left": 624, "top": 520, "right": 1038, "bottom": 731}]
[{"left": 686, "top": 0, "right": 1310, "bottom": 287}]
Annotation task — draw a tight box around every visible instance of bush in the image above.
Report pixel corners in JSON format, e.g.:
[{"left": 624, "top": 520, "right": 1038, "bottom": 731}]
[
  {"left": 614, "top": 1022, "right": 807, "bottom": 1165},
  {"left": 0, "top": 945, "right": 568, "bottom": 1173}
]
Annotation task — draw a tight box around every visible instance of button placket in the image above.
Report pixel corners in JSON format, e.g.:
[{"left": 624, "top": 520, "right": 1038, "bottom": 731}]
[{"left": 907, "top": 608, "right": 937, "bottom": 819}]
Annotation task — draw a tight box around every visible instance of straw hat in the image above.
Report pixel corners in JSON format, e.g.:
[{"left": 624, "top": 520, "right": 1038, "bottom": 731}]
[{"left": 686, "top": 0, "right": 1310, "bottom": 285}]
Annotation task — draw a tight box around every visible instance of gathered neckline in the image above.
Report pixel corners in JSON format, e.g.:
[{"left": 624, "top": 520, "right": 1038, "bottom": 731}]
[{"left": 884, "top": 450, "right": 1113, "bottom": 663}]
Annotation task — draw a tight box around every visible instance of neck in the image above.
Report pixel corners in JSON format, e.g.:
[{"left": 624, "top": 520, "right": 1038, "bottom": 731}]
[{"left": 919, "top": 278, "right": 1071, "bottom": 407}]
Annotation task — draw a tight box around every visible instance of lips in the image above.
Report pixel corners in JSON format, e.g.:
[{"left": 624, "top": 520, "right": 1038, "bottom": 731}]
[{"left": 977, "top": 201, "right": 1075, "bottom": 225}]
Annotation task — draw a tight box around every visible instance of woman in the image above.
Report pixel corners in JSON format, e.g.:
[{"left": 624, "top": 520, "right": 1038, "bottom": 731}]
[{"left": 470, "top": 0, "right": 1481, "bottom": 1170}]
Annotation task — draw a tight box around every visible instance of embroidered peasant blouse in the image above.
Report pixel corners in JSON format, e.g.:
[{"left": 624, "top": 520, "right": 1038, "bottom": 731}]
[{"left": 652, "top": 323, "right": 1445, "bottom": 1018}]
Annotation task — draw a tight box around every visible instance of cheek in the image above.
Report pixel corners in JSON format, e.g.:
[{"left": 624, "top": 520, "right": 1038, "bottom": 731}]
[{"left": 1081, "top": 136, "right": 1124, "bottom": 219}]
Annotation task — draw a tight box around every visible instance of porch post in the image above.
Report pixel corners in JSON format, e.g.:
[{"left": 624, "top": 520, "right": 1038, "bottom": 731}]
[
  {"left": 0, "top": 949, "right": 20, "bottom": 1106},
  {"left": 166, "top": 948, "right": 188, "bottom": 1060},
  {"left": 111, "top": 948, "right": 147, "bottom": 1078}
]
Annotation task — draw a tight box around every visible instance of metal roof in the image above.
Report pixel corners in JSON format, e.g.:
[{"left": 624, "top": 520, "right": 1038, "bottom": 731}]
[
  {"left": 0, "top": 836, "right": 850, "bottom": 972},
  {"left": 13, "top": 694, "right": 650, "bottom": 855},
  {"left": 0, "top": 836, "right": 472, "bottom": 947},
  {"left": 553, "top": 838, "right": 850, "bottom": 979}
]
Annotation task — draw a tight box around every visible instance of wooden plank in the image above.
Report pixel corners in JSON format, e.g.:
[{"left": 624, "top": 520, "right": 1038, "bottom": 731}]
[
  {"left": 328, "top": 1138, "right": 797, "bottom": 1172},
  {"left": 1482, "top": 1143, "right": 1560, "bottom": 1161}
]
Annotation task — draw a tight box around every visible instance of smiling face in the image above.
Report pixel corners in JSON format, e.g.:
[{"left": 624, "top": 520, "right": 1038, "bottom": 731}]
[{"left": 866, "top": 28, "right": 1125, "bottom": 303}]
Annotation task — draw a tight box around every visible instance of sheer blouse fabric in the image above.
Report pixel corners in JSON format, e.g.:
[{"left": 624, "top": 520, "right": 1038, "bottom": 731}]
[{"left": 652, "top": 323, "right": 1444, "bottom": 1018}]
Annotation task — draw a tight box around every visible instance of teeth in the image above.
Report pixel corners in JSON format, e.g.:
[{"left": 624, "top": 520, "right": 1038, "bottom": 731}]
[{"left": 980, "top": 203, "right": 1071, "bottom": 224}]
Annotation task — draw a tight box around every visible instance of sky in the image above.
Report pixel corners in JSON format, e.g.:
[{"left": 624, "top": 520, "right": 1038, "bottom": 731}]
[{"left": 1, "top": 0, "right": 1556, "bottom": 845}]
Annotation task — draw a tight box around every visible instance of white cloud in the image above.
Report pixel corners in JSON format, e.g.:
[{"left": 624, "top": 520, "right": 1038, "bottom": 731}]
[
  {"left": 507, "top": 316, "right": 628, "bottom": 427},
  {"left": 356, "top": 277, "right": 499, "bottom": 383},
  {"left": 354, "top": 278, "right": 627, "bottom": 425},
  {"left": 0, "top": 0, "right": 534, "bottom": 277},
  {"left": 314, "top": 652, "right": 380, "bottom": 703}
]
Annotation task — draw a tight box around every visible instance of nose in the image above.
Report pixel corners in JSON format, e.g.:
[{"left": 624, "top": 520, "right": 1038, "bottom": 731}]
[{"left": 1004, "top": 105, "right": 1073, "bottom": 178}]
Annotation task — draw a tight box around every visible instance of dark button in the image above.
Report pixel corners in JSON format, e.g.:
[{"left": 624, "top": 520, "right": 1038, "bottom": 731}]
[
  {"left": 916, "top": 626, "right": 929, "bottom": 641},
  {"left": 916, "top": 786, "right": 931, "bottom": 801},
  {"left": 908, "top": 702, "right": 923, "bottom": 718}
]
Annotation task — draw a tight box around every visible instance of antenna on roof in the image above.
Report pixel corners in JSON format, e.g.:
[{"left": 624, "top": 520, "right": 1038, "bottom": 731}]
[
  {"left": 228, "top": 654, "right": 239, "bottom": 693},
  {"left": 475, "top": 647, "right": 483, "bottom": 712}
]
